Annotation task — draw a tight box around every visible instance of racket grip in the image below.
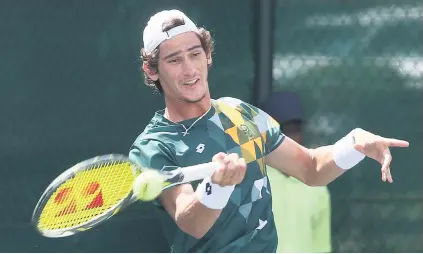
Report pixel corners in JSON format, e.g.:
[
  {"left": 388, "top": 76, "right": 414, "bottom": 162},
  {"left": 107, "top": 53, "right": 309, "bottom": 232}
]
[{"left": 178, "top": 162, "right": 220, "bottom": 183}]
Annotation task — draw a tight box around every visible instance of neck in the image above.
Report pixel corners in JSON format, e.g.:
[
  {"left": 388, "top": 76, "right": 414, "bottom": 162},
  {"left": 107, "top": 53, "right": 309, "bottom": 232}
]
[{"left": 164, "top": 95, "right": 211, "bottom": 123}]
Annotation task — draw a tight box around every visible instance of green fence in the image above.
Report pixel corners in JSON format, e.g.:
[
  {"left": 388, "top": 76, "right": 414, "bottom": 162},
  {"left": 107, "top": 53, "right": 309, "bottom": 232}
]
[
  {"left": 273, "top": 0, "right": 422, "bottom": 252},
  {"left": 0, "top": 0, "right": 254, "bottom": 252},
  {"left": 1, "top": 0, "right": 421, "bottom": 252}
]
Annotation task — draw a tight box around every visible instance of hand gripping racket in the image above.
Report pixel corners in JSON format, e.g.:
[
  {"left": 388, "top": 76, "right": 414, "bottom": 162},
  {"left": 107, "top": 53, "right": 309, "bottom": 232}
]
[{"left": 31, "top": 154, "right": 218, "bottom": 238}]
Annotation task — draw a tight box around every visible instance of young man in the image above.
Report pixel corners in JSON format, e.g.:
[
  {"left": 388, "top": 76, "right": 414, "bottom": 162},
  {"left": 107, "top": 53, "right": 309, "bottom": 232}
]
[
  {"left": 129, "top": 9, "right": 409, "bottom": 253},
  {"left": 262, "top": 91, "right": 332, "bottom": 253}
]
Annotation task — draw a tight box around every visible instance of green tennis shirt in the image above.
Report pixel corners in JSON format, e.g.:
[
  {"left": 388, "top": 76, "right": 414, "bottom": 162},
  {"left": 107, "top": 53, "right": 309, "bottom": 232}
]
[{"left": 129, "top": 97, "right": 284, "bottom": 253}]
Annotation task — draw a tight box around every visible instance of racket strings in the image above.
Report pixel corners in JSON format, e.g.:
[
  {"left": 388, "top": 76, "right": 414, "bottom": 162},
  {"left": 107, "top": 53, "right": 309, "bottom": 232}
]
[{"left": 38, "top": 159, "right": 134, "bottom": 231}]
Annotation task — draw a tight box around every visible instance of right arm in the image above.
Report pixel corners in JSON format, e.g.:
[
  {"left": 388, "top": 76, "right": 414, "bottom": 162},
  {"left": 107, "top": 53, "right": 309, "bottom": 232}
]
[
  {"left": 159, "top": 152, "right": 246, "bottom": 239},
  {"left": 129, "top": 139, "right": 246, "bottom": 239},
  {"left": 159, "top": 183, "right": 222, "bottom": 239}
]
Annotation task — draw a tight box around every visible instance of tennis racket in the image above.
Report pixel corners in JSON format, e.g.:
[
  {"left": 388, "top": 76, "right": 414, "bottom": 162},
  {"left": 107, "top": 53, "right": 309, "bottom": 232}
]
[{"left": 32, "top": 154, "right": 218, "bottom": 238}]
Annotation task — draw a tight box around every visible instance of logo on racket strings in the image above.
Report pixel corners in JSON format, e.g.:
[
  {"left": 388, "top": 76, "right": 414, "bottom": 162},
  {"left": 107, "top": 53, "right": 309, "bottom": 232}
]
[{"left": 54, "top": 181, "right": 104, "bottom": 217}]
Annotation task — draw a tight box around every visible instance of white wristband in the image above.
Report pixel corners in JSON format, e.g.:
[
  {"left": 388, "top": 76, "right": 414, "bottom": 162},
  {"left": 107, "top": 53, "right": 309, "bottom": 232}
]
[
  {"left": 333, "top": 128, "right": 366, "bottom": 170},
  {"left": 195, "top": 177, "right": 235, "bottom": 210}
]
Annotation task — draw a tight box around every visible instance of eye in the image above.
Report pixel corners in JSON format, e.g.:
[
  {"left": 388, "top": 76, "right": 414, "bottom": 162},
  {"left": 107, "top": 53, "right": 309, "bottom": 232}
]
[
  {"left": 192, "top": 52, "right": 201, "bottom": 57},
  {"left": 168, "top": 58, "right": 180, "bottom": 64}
]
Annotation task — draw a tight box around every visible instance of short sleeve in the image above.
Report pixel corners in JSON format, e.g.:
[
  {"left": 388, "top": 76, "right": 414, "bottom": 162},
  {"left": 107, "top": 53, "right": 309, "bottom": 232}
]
[
  {"left": 254, "top": 105, "right": 285, "bottom": 155},
  {"left": 129, "top": 138, "right": 179, "bottom": 207},
  {"left": 218, "top": 97, "right": 285, "bottom": 155},
  {"left": 129, "top": 138, "right": 177, "bottom": 171}
]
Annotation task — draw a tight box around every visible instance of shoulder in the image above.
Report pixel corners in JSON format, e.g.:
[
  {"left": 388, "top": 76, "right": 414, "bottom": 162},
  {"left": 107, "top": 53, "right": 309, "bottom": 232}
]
[
  {"left": 130, "top": 116, "right": 173, "bottom": 159},
  {"left": 131, "top": 114, "right": 179, "bottom": 150},
  {"left": 216, "top": 97, "right": 255, "bottom": 111},
  {"left": 216, "top": 97, "right": 277, "bottom": 125},
  {"left": 216, "top": 97, "right": 260, "bottom": 118},
  {"left": 216, "top": 97, "right": 245, "bottom": 107},
  {"left": 129, "top": 132, "right": 177, "bottom": 171},
  {"left": 131, "top": 131, "right": 174, "bottom": 157}
]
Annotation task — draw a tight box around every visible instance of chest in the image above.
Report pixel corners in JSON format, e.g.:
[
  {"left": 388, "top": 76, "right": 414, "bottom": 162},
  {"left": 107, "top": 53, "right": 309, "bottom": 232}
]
[{"left": 171, "top": 119, "right": 268, "bottom": 188}]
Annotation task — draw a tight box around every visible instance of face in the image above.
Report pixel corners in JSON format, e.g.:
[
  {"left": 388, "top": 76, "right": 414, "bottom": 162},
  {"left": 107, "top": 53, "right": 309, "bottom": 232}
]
[{"left": 147, "top": 32, "right": 212, "bottom": 104}]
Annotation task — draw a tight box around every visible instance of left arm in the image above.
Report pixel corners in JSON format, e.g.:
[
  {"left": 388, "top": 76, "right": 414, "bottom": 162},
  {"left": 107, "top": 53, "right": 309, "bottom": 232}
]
[
  {"left": 266, "top": 128, "right": 409, "bottom": 186},
  {"left": 266, "top": 137, "right": 342, "bottom": 186}
]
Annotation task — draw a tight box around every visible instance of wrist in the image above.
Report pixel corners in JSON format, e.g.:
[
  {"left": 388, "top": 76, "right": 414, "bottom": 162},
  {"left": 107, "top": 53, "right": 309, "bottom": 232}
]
[
  {"left": 333, "top": 128, "right": 366, "bottom": 170},
  {"left": 195, "top": 177, "right": 235, "bottom": 210}
]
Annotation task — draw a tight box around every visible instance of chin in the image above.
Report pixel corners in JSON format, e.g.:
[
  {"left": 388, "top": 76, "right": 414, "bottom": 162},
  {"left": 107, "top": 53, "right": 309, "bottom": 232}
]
[{"left": 182, "top": 92, "right": 207, "bottom": 103}]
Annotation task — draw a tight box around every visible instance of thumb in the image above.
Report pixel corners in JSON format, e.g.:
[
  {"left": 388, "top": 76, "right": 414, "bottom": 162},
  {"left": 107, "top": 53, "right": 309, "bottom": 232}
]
[{"left": 354, "top": 144, "right": 365, "bottom": 153}]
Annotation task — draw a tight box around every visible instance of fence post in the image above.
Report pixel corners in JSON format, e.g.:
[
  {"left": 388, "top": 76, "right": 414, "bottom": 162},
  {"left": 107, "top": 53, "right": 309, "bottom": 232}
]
[{"left": 253, "top": 0, "right": 276, "bottom": 106}]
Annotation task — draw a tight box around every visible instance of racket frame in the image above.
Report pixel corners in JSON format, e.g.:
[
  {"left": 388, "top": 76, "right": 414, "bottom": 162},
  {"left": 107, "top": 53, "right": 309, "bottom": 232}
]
[
  {"left": 32, "top": 154, "right": 137, "bottom": 238},
  {"left": 32, "top": 154, "right": 219, "bottom": 238}
]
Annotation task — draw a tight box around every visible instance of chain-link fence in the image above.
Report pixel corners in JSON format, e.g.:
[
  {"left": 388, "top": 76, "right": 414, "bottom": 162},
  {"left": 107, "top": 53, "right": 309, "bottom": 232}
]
[
  {"left": 0, "top": 0, "right": 255, "bottom": 252},
  {"left": 273, "top": 1, "right": 422, "bottom": 252},
  {"left": 1, "top": 0, "right": 421, "bottom": 252}
]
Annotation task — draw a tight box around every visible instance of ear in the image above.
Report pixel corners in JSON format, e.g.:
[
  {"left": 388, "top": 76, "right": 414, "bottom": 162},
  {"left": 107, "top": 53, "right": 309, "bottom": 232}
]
[
  {"left": 143, "top": 63, "right": 159, "bottom": 81},
  {"left": 206, "top": 52, "right": 212, "bottom": 66}
]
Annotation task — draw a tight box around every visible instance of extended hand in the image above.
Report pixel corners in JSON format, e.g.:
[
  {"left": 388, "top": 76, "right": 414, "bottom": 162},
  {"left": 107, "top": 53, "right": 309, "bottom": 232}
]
[{"left": 353, "top": 129, "right": 409, "bottom": 183}]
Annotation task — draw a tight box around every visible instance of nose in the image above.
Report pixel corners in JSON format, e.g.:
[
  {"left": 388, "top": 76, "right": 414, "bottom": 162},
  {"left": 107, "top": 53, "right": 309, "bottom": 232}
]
[{"left": 182, "top": 57, "right": 196, "bottom": 76}]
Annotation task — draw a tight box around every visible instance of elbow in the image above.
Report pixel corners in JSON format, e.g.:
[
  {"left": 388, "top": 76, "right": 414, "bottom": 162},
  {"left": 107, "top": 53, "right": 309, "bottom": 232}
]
[
  {"left": 302, "top": 172, "right": 317, "bottom": 186},
  {"left": 171, "top": 193, "right": 217, "bottom": 239},
  {"left": 304, "top": 175, "right": 328, "bottom": 187},
  {"left": 187, "top": 229, "right": 207, "bottom": 239},
  {"left": 303, "top": 165, "right": 330, "bottom": 187},
  {"left": 175, "top": 211, "right": 210, "bottom": 239},
  {"left": 302, "top": 151, "right": 329, "bottom": 187},
  {"left": 175, "top": 219, "right": 207, "bottom": 239}
]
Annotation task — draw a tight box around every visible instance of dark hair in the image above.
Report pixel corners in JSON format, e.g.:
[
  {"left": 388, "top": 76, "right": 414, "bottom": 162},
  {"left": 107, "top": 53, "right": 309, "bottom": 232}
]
[{"left": 140, "top": 17, "right": 215, "bottom": 94}]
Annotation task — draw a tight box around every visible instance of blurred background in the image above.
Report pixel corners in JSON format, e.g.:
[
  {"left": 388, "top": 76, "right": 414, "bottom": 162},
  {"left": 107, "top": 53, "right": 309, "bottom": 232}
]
[{"left": 0, "top": 0, "right": 421, "bottom": 252}]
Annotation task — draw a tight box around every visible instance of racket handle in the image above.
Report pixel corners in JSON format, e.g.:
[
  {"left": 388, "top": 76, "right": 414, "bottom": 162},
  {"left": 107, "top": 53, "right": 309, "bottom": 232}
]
[{"left": 178, "top": 162, "right": 219, "bottom": 183}]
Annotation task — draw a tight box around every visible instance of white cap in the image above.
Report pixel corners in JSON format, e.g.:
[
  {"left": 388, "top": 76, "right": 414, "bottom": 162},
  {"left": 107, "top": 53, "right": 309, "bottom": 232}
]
[{"left": 143, "top": 10, "right": 198, "bottom": 53}]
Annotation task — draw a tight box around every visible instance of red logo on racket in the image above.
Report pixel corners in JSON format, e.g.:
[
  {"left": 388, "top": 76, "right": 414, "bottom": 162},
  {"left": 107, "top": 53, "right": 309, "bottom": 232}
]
[{"left": 54, "top": 181, "right": 104, "bottom": 217}]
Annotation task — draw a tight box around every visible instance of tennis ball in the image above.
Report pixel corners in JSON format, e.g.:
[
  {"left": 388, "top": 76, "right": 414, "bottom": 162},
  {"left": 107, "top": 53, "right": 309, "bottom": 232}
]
[{"left": 132, "top": 170, "right": 164, "bottom": 201}]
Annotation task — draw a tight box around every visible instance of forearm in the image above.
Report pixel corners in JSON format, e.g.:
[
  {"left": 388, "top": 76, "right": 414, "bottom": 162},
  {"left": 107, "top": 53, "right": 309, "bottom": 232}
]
[
  {"left": 267, "top": 130, "right": 365, "bottom": 186},
  {"left": 307, "top": 145, "right": 345, "bottom": 186},
  {"left": 173, "top": 192, "right": 222, "bottom": 239},
  {"left": 266, "top": 143, "right": 343, "bottom": 186},
  {"left": 305, "top": 129, "right": 367, "bottom": 185},
  {"left": 161, "top": 178, "right": 235, "bottom": 239}
]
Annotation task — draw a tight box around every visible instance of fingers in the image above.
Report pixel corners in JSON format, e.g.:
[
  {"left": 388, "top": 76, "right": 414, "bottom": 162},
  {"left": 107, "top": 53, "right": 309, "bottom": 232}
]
[
  {"left": 227, "top": 157, "right": 247, "bottom": 185},
  {"left": 380, "top": 149, "right": 393, "bottom": 183},
  {"left": 236, "top": 158, "right": 247, "bottom": 184},
  {"left": 383, "top": 138, "right": 409, "bottom": 148},
  {"left": 211, "top": 153, "right": 247, "bottom": 186},
  {"left": 381, "top": 166, "right": 393, "bottom": 183},
  {"left": 220, "top": 153, "right": 239, "bottom": 186},
  {"left": 212, "top": 152, "right": 227, "bottom": 162},
  {"left": 386, "top": 168, "right": 393, "bottom": 183}
]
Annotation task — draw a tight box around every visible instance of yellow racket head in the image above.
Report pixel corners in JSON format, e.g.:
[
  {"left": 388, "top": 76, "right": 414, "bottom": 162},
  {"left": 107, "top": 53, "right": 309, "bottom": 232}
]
[{"left": 32, "top": 154, "right": 140, "bottom": 238}]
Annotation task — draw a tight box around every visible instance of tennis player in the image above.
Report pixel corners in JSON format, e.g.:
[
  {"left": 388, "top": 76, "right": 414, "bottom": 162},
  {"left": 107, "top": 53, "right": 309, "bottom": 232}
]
[{"left": 129, "top": 9, "right": 409, "bottom": 253}]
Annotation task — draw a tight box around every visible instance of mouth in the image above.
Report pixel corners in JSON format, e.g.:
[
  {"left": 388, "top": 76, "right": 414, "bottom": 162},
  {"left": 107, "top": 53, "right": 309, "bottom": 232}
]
[{"left": 182, "top": 78, "right": 200, "bottom": 87}]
